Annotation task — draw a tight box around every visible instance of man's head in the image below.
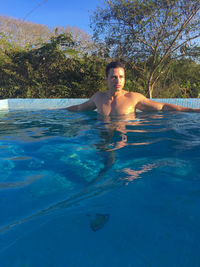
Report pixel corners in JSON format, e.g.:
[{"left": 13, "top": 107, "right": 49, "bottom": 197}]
[
  {"left": 106, "top": 61, "right": 125, "bottom": 93},
  {"left": 106, "top": 61, "right": 125, "bottom": 78}
]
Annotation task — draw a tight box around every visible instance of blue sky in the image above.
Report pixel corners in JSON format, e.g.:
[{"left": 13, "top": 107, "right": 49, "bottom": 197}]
[{"left": 1, "top": 0, "right": 104, "bottom": 35}]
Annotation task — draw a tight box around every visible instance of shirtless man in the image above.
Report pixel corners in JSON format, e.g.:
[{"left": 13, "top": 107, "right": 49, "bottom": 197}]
[{"left": 66, "top": 61, "right": 200, "bottom": 115}]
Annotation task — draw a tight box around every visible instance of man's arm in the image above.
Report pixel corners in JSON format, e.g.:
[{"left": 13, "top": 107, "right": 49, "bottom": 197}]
[
  {"left": 135, "top": 93, "right": 200, "bottom": 113},
  {"left": 65, "top": 94, "right": 97, "bottom": 112}
]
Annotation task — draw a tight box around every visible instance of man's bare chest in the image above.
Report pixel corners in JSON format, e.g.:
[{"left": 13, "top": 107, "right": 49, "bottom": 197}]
[{"left": 96, "top": 96, "right": 136, "bottom": 116}]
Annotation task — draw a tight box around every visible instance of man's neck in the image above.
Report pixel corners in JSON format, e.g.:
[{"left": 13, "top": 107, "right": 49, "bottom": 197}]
[{"left": 107, "top": 89, "right": 125, "bottom": 99}]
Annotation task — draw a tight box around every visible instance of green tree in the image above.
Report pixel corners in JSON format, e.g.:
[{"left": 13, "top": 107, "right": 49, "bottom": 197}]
[
  {"left": 154, "top": 58, "right": 200, "bottom": 98},
  {"left": 65, "top": 55, "right": 106, "bottom": 98},
  {"left": 91, "top": 0, "right": 200, "bottom": 98},
  {"left": 0, "top": 33, "right": 107, "bottom": 99},
  {"left": 0, "top": 33, "right": 77, "bottom": 98}
]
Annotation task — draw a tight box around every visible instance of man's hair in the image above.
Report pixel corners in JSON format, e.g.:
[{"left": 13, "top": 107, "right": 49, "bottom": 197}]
[{"left": 106, "top": 61, "right": 125, "bottom": 77}]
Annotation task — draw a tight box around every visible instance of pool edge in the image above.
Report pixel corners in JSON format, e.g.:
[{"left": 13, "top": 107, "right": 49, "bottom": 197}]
[{"left": 0, "top": 98, "right": 200, "bottom": 111}]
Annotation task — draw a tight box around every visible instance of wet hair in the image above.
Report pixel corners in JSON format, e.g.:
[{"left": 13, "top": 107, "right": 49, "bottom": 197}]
[{"left": 105, "top": 61, "right": 125, "bottom": 77}]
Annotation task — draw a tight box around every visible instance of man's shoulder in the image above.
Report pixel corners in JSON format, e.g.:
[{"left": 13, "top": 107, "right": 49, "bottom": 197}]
[
  {"left": 125, "top": 91, "right": 146, "bottom": 100},
  {"left": 95, "top": 91, "right": 106, "bottom": 96},
  {"left": 91, "top": 91, "right": 106, "bottom": 100}
]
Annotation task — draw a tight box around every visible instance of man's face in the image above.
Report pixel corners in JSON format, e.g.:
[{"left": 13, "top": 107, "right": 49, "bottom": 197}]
[{"left": 106, "top": 67, "right": 125, "bottom": 92}]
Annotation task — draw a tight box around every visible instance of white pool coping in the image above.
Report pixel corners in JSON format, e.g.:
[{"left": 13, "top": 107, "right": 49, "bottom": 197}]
[
  {"left": 0, "top": 98, "right": 200, "bottom": 111},
  {"left": 0, "top": 99, "right": 86, "bottom": 111}
]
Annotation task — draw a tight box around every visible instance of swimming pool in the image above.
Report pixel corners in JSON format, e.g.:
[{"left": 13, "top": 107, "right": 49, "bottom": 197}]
[{"left": 0, "top": 108, "right": 200, "bottom": 267}]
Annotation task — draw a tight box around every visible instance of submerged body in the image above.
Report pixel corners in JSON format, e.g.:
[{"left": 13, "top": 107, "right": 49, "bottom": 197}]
[
  {"left": 66, "top": 62, "right": 200, "bottom": 116},
  {"left": 1, "top": 109, "right": 200, "bottom": 266}
]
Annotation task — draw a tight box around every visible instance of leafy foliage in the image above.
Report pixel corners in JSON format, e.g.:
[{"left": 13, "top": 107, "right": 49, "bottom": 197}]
[
  {"left": 0, "top": 33, "right": 106, "bottom": 98},
  {"left": 0, "top": 12, "right": 200, "bottom": 99},
  {"left": 91, "top": 0, "right": 200, "bottom": 97}
]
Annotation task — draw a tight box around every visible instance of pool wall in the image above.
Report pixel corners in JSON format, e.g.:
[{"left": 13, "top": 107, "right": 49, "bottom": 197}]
[{"left": 0, "top": 98, "right": 200, "bottom": 111}]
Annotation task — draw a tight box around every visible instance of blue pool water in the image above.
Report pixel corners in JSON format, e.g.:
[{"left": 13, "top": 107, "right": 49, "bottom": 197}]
[{"left": 0, "top": 109, "right": 200, "bottom": 267}]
